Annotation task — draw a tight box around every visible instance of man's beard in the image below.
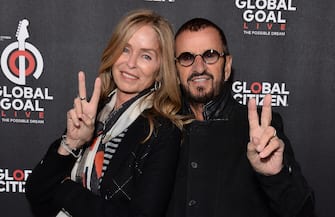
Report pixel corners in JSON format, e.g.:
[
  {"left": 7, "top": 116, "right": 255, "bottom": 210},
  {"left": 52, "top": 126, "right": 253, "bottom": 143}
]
[{"left": 181, "top": 71, "right": 225, "bottom": 104}]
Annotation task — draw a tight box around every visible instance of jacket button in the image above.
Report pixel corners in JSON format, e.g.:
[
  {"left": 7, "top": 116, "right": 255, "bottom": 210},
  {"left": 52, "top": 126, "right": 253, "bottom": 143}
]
[
  {"left": 191, "top": 161, "right": 198, "bottom": 168},
  {"left": 188, "top": 199, "right": 197, "bottom": 206}
]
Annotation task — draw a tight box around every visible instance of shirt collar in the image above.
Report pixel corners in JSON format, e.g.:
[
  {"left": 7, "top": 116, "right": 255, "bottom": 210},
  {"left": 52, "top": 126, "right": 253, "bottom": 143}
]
[{"left": 182, "top": 83, "right": 232, "bottom": 120}]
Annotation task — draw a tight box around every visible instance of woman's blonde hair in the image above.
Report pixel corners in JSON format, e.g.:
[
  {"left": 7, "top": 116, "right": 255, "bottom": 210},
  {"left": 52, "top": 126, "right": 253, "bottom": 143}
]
[{"left": 98, "top": 9, "right": 183, "bottom": 136}]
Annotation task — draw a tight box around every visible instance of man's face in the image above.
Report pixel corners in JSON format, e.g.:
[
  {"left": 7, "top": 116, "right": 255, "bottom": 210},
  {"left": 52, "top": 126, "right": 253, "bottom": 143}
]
[{"left": 175, "top": 27, "right": 232, "bottom": 104}]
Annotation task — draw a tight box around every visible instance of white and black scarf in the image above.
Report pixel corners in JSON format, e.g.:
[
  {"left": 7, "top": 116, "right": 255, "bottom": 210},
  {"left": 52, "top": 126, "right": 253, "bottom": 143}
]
[{"left": 70, "top": 87, "right": 154, "bottom": 192}]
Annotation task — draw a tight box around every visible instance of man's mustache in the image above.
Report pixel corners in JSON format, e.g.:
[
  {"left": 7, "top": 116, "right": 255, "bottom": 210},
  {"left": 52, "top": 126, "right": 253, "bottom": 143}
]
[{"left": 187, "top": 71, "right": 214, "bottom": 82}]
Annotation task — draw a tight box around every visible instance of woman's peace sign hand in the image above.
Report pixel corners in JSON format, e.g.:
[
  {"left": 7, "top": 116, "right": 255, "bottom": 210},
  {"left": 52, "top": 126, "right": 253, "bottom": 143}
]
[{"left": 64, "top": 71, "right": 101, "bottom": 150}]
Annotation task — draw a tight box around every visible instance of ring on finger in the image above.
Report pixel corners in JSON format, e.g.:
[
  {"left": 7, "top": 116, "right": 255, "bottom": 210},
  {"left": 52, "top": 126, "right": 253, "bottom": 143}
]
[
  {"left": 79, "top": 96, "right": 86, "bottom": 101},
  {"left": 267, "top": 129, "right": 277, "bottom": 145},
  {"left": 270, "top": 129, "right": 277, "bottom": 141}
]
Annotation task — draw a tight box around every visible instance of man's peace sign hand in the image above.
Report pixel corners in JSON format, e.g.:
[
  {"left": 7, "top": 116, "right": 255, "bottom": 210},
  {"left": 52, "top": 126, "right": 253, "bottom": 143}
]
[{"left": 247, "top": 94, "right": 285, "bottom": 176}]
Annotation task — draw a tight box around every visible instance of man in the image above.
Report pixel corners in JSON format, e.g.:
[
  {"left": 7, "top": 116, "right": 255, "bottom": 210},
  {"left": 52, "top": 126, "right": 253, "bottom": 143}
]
[{"left": 167, "top": 18, "right": 315, "bottom": 217}]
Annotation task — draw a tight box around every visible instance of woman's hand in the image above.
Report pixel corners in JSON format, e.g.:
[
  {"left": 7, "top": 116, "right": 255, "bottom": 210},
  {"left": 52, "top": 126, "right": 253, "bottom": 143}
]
[{"left": 59, "top": 71, "right": 101, "bottom": 155}]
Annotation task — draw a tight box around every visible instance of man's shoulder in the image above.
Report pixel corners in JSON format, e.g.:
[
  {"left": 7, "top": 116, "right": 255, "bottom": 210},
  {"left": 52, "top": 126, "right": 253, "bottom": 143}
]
[{"left": 226, "top": 97, "right": 248, "bottom": 118}]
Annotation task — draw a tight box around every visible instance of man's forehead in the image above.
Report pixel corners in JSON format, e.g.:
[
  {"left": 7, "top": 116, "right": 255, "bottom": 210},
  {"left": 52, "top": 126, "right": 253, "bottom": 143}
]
[{"left": 175, "top": 28, "right": 223, "bottom": 53}]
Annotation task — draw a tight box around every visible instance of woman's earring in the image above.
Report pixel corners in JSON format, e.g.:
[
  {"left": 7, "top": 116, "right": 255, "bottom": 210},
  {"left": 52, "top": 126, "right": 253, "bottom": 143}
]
[{"left": 154, "top": 80, "right": 161, "bottom": 91}]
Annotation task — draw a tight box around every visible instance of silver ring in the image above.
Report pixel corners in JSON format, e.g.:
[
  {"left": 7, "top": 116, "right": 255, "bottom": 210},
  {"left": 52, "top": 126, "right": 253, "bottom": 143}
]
[
  {"left": 268, "top": 129, "right": 277, "bottom": 143},
  {"left": 79, "top": 97, "right": 86, "bottom": 101}
]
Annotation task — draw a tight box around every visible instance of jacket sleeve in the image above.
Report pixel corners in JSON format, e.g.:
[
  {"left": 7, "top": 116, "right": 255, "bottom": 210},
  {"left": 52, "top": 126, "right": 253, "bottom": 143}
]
[
  {"left": 27, "top": 121, "right": 181, "bottom": 217},
  {"left": 256, "top": 112, "right": 316, "bottom": 217},
  {"left": 25, "top": 138, "right": 78, "bottom": 217}
]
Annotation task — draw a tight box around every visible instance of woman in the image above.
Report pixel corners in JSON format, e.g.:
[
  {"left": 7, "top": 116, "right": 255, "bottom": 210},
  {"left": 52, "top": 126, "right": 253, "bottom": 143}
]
[{"left": 25, "top": 9, "right": 183, "bottom": 217}]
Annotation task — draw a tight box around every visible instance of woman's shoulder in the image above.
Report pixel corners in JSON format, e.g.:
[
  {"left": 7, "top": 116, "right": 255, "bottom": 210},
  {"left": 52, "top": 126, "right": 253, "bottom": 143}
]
[
  {"left": 142, "top": 109, "right": 181, "bottom": 130},
  {"left": 128, "top": 112, "right": 181, "bottom": 154},
  {"left": 127, "top": 112, "right": 181, "bottom": 140}
]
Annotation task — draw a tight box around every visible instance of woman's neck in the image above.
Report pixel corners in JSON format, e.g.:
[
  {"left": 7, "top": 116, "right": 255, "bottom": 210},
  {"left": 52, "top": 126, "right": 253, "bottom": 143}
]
[{"left": 115, "top": 89, "right": 137, "bottom": 109}]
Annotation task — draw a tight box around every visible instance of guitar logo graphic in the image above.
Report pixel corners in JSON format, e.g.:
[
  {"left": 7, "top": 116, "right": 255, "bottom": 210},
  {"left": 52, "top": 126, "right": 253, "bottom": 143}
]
[{"left": 1, "top": 19, "right": 43, "bottom": 85}]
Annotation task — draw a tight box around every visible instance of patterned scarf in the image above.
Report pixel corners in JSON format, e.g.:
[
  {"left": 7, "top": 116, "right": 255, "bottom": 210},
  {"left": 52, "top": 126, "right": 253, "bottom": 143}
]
[{"left": 70, "top": 87, "right": 154, "bottom": 193}]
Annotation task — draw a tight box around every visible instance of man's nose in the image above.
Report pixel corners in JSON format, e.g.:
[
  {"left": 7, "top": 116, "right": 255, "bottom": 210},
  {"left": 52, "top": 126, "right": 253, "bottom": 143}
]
[{"left": 192, "top": 55, "right": 207, "bottom": 72}]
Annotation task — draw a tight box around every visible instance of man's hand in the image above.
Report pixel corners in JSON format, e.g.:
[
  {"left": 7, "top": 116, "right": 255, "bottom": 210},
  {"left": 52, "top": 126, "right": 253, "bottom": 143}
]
[{"left": 247, "top": 94, "right": 285, "bottom": 176}]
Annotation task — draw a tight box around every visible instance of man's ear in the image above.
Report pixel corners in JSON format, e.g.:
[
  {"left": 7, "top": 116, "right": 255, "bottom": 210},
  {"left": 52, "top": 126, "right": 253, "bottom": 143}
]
[{"left": 224, "top": 55, "right": 232, "bottom": 81}]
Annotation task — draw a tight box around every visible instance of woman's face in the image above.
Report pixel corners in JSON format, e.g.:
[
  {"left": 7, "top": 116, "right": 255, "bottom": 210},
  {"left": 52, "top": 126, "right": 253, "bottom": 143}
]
[{"left": 112, "top": 25, "right": 161, "bottom": 101}]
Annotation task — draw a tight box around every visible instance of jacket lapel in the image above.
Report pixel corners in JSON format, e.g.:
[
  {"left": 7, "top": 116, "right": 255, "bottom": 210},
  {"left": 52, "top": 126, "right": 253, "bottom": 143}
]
[{"left": 99, "top": 116, "right": 149, "bottom": 189}]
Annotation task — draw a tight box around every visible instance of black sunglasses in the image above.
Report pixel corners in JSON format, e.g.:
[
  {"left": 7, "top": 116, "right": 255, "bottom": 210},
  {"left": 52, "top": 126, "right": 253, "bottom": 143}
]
[{"left": 175, "top": 49, "right": 225, "bottom": 67}]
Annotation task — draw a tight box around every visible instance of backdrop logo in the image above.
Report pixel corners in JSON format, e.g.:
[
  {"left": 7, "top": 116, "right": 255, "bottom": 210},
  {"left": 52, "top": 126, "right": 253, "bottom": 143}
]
[
  {"left": 0, "top": 19, "right": 53, "bottom": 124},
  {"left": 0, "top": 168, "right": 31, "bottom": 193},
  {"left": 235, "top": 0, "right": 297, "bottom": 37},
  {"left": 1, "top": 19, "right": 43, "bottom": 85},
  {"left": 232, "top": 80, "right": 290, "bottom": 106}
]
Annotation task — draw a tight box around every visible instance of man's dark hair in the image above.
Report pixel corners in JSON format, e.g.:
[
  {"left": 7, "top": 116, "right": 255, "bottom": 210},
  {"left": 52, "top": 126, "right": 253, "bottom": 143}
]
[{"left": 175, "top": 18, "right": 230, "bottom": 55}]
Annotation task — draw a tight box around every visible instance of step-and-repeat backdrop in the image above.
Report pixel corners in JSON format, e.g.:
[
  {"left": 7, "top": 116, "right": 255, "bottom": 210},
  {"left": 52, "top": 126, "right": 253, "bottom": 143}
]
[{"left": 1, "top": 1, "right": 334, "bottom": 216}]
